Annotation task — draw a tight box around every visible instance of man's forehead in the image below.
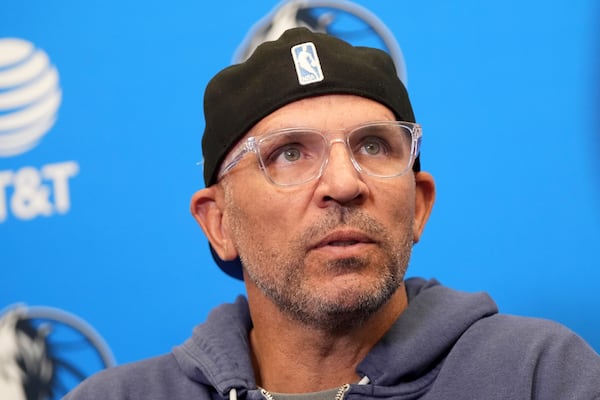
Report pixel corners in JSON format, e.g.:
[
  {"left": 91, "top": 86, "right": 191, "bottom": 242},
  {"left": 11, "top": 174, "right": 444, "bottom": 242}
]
[{"left": 245, "top": 94, "right": 396, "bottom": 136}]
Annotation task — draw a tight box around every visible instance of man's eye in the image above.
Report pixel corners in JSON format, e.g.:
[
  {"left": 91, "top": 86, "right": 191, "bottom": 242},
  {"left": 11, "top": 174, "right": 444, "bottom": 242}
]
[
  {"left": 265, "top": 144, "right": 304, "bottom": 165},
  {"left": 282, "top": 147, "right": 302, "bottom": 162},
  {"left": 363, "top": 141, "right": 382, "bottom": 155},
  {"left": 357, "top": 137, "right": 389, "bottom": 156}
]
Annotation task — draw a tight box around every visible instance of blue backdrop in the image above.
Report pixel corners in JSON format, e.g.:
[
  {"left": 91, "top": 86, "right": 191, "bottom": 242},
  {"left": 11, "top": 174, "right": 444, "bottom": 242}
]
[{"left": 1, "top": 0, "right": 598, "bottom": 393}]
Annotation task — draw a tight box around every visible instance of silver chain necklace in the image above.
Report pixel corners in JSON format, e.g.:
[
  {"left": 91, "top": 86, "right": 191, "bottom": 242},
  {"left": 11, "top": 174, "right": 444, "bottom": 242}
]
[
  {"left": 260, "top": 383, "right": 350, "bottom": 400},
  {"left": 334, "top": 384, "right": 350, "bottom": 400}
]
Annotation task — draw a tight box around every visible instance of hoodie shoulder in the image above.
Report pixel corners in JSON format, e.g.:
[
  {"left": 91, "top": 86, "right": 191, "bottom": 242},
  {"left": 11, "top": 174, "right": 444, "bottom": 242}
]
[
  {"left": 63, "top": 296, "right": 255, "bottom": 400},
  {"left": 63, "top": 353, "right": 211, "bottom": 400},
  {"left": 432, "top": 311, "right": 600, "bottom": 398},
  {"left": 360, "top": 278, "right": 600, "bottom": 398}
]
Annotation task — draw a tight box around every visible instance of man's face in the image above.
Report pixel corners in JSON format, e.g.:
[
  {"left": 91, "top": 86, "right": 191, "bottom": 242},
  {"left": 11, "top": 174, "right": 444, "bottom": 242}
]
[{"left": 216, "top": 94, "right": 432, "bottom": 330}]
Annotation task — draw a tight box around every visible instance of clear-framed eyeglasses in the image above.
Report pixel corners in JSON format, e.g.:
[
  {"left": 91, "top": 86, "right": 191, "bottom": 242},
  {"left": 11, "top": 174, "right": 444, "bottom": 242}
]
[{"left": 217, "top": 121, "right": 422, "bottom": 187}]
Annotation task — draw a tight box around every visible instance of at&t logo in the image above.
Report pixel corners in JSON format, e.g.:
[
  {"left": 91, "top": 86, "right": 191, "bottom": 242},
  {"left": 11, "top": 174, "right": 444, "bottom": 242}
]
[{"left": 0, "top": 38, "right": 78, "bottom": 223}]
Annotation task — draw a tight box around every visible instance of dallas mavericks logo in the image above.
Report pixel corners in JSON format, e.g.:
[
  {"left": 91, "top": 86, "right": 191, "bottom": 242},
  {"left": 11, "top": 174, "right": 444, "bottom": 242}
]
[
  {"left": 0, "top": 305, "right": 115, "bottom": 400},
  {"left": 0, "top": 38, "right": 62, "bottom": 157},
  {"left": 234, "top": 0, "right": 408, "bottom": 85},
  {"left": 291, "top": 42, "right": 324, "bottom": 85}
]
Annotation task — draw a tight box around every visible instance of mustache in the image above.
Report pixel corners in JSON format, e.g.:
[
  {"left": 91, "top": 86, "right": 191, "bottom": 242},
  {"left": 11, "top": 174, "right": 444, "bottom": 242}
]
[{"left": 298, "top": 206, "right": 387, "bottom": 245}]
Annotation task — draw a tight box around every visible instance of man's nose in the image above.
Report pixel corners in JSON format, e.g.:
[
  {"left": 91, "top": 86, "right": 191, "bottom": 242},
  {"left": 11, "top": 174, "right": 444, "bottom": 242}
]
[{"left": 314, "top": 140, "right": 369, "bottom": 206}]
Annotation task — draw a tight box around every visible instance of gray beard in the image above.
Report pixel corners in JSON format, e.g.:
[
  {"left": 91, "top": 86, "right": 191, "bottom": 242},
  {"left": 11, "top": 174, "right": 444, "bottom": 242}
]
[{"left": 239, "top": 206, "right": 413, "bottom": 333}]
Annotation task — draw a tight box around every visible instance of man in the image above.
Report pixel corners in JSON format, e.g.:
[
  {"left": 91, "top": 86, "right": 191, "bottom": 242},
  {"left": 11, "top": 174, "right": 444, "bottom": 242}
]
[{"left": 64, "top": 28, "right": 600, "bottom": 400}]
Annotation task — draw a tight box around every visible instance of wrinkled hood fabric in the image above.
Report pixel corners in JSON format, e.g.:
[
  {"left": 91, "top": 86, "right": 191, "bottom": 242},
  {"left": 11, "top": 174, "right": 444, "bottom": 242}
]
[{"left": 64, "top": 277, "right": 600, "bottom": 399}]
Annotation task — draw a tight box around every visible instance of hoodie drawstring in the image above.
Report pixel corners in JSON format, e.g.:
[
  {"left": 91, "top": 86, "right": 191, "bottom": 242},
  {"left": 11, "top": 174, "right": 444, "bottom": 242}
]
[{"left": 229, "top": 388, "right": 237, "bottom": 400}]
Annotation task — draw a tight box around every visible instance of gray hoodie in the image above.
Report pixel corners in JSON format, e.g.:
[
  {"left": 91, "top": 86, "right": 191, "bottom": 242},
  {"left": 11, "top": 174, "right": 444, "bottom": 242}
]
[{"left": 63, "top": 278, "right": 600, "bottom": 399}]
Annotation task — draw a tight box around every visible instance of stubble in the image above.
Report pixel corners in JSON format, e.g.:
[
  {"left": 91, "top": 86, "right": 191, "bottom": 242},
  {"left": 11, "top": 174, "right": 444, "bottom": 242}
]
[{"left": 225, "top": 189, "right": 414, "bottom": 333}]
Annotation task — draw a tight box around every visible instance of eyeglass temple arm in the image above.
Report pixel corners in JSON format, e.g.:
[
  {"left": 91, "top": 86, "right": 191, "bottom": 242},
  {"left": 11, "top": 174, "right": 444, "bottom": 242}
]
[
  {"left": 413, "top": 126, "right": 422, "bottom": 158},
  {"left": 218, "top": 137, "right": 257, "bottom": 179}
]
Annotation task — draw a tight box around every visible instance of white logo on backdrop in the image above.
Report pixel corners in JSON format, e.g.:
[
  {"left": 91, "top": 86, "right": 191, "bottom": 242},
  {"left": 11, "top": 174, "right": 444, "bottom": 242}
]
[
  {"left": 234, "top": 0, "right": 408, "bottom": 85},
  {"left": 0, "top": 38, "right": 79, "bottom": 223},
  {"left": 0, "top": 38, "right": 62, "bottom": 157},
  {"left": 0, "top": 305, "right": 115, "bottom": 399}
]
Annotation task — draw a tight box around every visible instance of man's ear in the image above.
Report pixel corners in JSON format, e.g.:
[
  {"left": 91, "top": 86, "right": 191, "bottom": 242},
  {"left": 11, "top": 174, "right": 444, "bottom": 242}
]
[
  {"left": 413, "top": 171, "right": 436, "bottom": 244},
  {"left": 190, "top": 186, "right": 238, "bottom": 261}
]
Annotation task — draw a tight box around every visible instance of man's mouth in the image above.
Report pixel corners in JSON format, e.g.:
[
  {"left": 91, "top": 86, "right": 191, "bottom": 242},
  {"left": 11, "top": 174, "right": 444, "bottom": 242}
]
[
  {"left": 328, "top": 240, "right": 360, "bottom": 247},
  {"left": 311, "top": 230, "right": 375, "bottom": 250}
]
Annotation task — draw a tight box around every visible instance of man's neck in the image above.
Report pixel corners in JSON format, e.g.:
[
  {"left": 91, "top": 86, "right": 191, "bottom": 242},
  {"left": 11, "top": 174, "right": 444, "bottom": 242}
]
[{"left": 247, "top": 284, "right": 408, "bottom": 393}]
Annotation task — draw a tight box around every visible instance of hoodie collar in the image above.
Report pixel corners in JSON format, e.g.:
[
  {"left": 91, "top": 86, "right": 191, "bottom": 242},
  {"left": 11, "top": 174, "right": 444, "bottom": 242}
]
[
  {"left": 173, "top": 296, "right": 256, "bottom": 395},
  {"left": 172, "top": 278, "right": 498, "bottom": 394}
]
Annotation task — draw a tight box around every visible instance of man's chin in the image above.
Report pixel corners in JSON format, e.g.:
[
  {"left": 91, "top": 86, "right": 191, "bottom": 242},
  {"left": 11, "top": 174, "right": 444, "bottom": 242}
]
[{"left": 284, "top": 279, "right": 401, "bottom": 332}]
